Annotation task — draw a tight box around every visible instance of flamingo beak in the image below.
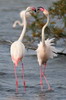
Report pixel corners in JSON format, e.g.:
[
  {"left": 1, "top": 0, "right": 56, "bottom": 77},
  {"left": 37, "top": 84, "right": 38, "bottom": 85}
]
[
  {"left": 34, "top": 9, "right": 36, "bottom": 12},
  {"left": 32, "top": 7, "right": 36, "bottom": 12},
  {"left": 37, "top": 7, "right": 44, "bottom": 12}
]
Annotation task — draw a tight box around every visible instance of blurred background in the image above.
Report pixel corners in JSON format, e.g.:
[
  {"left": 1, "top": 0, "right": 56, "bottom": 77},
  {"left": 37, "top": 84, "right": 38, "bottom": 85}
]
[{"left": 0, "top": 0, "right": 66, "bottom": 53}]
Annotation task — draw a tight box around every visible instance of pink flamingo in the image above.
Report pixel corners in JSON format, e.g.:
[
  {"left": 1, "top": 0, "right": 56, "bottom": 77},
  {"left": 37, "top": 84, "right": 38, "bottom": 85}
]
[
  {"left": 36, "top": 7, "right": 58, "bottom": 90},
  {"left": 10, "top": 7, "right": 36, "bottom": 92}
]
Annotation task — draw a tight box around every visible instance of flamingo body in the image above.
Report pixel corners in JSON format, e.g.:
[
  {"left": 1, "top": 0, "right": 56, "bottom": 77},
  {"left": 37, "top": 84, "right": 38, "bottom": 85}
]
[
  {"left": 10, "top": 40, "right": 25, "bottom": 66},
  {"left": 36, "top": 38, "right": 57, "bottom": 66}
]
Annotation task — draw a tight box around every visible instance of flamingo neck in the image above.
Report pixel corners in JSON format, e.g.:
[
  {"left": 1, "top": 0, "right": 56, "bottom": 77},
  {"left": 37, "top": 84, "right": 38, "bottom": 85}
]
[
  {"left": 18, "top": 12, "right": 27, "bottom": 42},
  {"left": 13, "top": 20, "right": 23, "bottom": 28},
  {"left": 42, "top": 15, "right": 49, "bottom": 44},
  {"left": 15, "top": 20, "right": 23, "bottom": 26}
]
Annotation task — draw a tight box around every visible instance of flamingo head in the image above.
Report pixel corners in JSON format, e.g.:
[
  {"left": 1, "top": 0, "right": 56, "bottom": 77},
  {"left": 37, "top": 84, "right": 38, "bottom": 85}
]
[
  {"left": 26, "top": 6, "right": 36, "bottom": 12},
  {"left": 37, "top": 7, "right": 49, "bottom": 16}
]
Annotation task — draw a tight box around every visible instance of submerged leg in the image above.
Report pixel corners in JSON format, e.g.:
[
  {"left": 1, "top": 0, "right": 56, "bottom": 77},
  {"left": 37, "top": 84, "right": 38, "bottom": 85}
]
[
  {"left": 22, "top": 63, "right": 26, "bottom": 91},
  {"left": 40, "top": 66, "right": 43, "bottom": 90},
  {"left": 14, "top": 65, "right": 18, "bottom": 92}
]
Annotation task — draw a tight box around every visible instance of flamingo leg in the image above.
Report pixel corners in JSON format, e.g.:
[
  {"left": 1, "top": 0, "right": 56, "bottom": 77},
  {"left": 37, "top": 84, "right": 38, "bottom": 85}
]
[
  {"left": 43, "top": 74, "right": 51, "bottom": 90},
  {"left": 41, "top": 64, "right": 51, "bottom": 90},
  {"left": 40, "top": 66, "right": 43, "bottom": 90},
  {"left": 44, "top": 63, "right": 47, "bottom": 74},
  {"left": 14, "top": 65, "right": 18, "bottom": 92},
  {"left": 22, "top": 63, "right": 26, "bottom": 91}
]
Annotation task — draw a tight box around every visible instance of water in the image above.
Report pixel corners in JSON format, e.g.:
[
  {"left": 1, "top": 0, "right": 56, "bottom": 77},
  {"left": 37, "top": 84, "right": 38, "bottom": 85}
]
[{"left": 0, "top": 0, "right": 66, "bottom": 100}]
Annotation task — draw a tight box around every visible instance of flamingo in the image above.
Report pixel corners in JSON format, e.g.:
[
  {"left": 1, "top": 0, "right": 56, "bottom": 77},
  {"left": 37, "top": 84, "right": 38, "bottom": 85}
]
[
  {"left": 36, "top": 7, "right": 58, "bottom": 90},
  {"left": 10, "top": 7, "right": 36, "bottom": 92},
  {"left": 13, "top": 8, "right": 32, "bottom": 28}
]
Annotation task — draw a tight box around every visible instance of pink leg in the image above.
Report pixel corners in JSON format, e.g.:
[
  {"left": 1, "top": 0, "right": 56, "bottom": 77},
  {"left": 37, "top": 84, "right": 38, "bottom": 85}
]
[
  {"left": 14, "top": 65, "right": 18, "bottom": 92},
  {"left": 40, "top": 66, "right": 43, "bottom": 89},
  {"left": 42, "top": 64, "right": 51, "bottom": 90},
  {"left": 43, "top": 75, "right": 51, "bottom": 90},
  {"left": 22, "top": 63, "right": 26, "bottom": 91},
  {"left": 44, "top": 63, "right": 47, "bottom": 74}
]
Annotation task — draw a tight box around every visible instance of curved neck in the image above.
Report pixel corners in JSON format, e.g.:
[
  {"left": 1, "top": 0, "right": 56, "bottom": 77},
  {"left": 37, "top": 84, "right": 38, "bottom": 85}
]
[
  {"left": 18, "top": 12, "right": 27, "bottom": 42},
  {"left": 15, "top": 20, "right": 23, "bottom": 26},
  {"left": 13, "top": 20, "right": 23, "bottom": 28},
  {"left": 42, "top": 15, "right": 49, "bottom": 44}
]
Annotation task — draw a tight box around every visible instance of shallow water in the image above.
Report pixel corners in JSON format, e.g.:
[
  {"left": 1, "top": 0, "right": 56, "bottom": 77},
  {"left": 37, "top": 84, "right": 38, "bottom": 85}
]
[
  {"left": 0, "top": 46, "right": 66, "bottom": 100},
  {"left": 0, "top": 0, "right": 66, "bottom": 100}
]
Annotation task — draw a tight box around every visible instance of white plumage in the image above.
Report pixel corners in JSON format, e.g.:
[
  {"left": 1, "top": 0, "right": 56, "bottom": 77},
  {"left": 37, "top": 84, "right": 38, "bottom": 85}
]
[
  {"left": 11, "top": 40, "right": 25, "bottom": 65},
  {"left": 36, "top": 38, "right": 57, "bottom": 66},
  {"left": 45, "top": 38, "right": 58, "bottom": 58}
]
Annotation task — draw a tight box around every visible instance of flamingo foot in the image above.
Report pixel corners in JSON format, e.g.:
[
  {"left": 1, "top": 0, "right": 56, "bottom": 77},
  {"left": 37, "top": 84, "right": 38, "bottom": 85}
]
[
  {"left": 48, "top": 87, "right": 52, "bottom": 90},
  {"left": 48, "top": 87, "right": 54, "bottom": 91}
]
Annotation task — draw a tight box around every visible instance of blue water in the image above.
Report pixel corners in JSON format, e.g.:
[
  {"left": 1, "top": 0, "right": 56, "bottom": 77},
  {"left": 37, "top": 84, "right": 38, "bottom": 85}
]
[{"left": 0, "top": 0, "right": 66, "bottom": 100}]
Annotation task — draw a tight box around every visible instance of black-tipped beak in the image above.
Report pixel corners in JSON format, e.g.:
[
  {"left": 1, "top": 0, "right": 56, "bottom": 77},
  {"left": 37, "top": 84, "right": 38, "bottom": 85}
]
[
  {"left": 32, "top": 7, "right": 36, "bottom": 12},
  {"left": 34, "top": 9, "right": 36, "bottom": 12},
  {"left": 33, "top": 9, "right": 36, "bottom": 12},
  {"left": 37, "top": 6, "right": 44, "bottom": 11}
]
